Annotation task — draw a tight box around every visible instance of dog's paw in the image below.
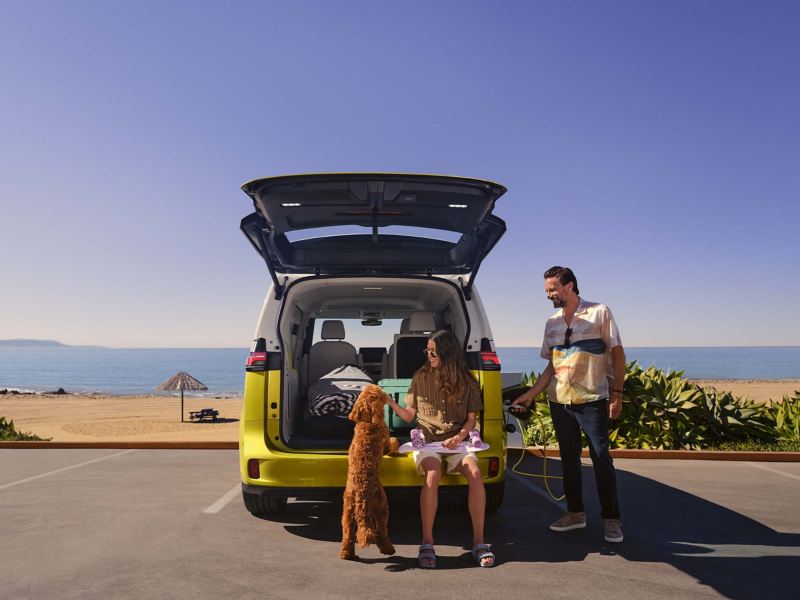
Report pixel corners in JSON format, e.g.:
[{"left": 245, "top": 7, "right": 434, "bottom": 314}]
[{"left": 339, "top": 550, "right": 358, "bottom": 560}]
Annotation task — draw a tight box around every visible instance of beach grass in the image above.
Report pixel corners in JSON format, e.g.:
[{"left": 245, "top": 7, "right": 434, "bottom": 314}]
[{"left": 0, "top": 416, "right": 48, "bottom": 441}]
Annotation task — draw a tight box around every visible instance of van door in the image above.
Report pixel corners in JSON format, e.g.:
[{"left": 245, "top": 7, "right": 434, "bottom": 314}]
[{"left": 239, "top": 173, "right": 508, "bottom": 298}]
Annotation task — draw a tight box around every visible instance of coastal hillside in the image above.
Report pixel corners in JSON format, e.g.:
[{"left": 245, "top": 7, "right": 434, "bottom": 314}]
[
  {"left": 0, "top": 339, "right": 69, "bottom": 348},
  {"left": 0, "top": 339, "right": 104, "bottom": 349}
]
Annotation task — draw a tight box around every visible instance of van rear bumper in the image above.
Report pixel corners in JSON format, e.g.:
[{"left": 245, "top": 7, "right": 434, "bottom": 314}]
[
  {"left": 241, "top": 450, "right": 505, "bottom": 488},
  {"left": 242, "top": 482, "right": 504, "bottom": 500}
]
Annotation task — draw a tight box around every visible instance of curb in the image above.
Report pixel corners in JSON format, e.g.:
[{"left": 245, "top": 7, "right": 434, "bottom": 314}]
[
  {"left": 513, "top": 446, "right": 800, "bottom": 462},
  {"left": 1, "top": 442, "right": 798, "bottom": 461},
  {"left": 0, "top": 442, "right": 238, "bottom": 450}
]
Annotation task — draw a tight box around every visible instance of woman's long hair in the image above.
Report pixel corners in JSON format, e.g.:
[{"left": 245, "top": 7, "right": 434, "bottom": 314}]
[{"left": 419, "top": 330, "right": 478, "bottom": 403}]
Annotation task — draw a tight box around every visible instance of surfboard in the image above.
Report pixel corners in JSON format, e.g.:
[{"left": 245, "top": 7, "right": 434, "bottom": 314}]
[{"left": 396, "top": 441, "right": 490, "bottom": 454}]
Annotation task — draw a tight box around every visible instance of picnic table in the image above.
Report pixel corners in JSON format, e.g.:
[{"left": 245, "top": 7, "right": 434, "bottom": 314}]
[{"left": 188, "top": 408, "right": 219, "bottom": 422}]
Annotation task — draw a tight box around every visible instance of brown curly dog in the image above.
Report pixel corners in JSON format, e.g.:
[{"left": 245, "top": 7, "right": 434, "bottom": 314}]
[{"left": 339, "top": 384, "right": 400, "bottom": 560}]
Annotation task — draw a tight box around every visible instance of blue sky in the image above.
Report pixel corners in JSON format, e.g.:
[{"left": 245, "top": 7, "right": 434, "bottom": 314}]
[{"left": 1, "top": 1, "right": 798, "bottom": 348}]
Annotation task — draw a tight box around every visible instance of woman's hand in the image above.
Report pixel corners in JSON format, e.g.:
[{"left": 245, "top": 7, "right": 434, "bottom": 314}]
[
  {"left": 442, "top": 434, "right": 462, "bottom": 450},
  {"left": 388, "top": 396, "right": 417, "bottom": 424}
]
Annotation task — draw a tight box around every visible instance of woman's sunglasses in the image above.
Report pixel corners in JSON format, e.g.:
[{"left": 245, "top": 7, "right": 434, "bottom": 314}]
[{"left": 423, "top": 349, "right": 438, "bottom": 358}]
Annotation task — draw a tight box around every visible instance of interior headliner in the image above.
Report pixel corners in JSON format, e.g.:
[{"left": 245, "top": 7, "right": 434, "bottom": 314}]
[{"left": 286, "top": 277, "right": 462, "bottom": 319}]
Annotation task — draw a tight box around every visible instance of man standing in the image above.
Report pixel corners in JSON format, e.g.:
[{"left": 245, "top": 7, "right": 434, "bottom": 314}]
[{"left": 511, "top": 266, "right": 625, "bottom": 543}]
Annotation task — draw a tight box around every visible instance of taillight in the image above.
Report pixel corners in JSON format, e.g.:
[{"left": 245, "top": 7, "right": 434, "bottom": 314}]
[
  {"left": 247, "top": 459, "right": 260, "bottom": 479},
  {"left": 245, "top": 351, "right": 268, "bottom": 371},
  {"left": 480, "top": 352, "right": 501, "bottom": 370},
  {"left": 488, "top": 457, "right": 500, "bottom": 477}
]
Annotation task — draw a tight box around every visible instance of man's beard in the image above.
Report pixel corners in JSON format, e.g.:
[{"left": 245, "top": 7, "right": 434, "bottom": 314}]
[{"left": 550, "top": 297, "right": 565, "bottom": 308}]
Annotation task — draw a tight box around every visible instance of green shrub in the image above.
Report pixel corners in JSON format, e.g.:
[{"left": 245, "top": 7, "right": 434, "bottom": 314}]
[
  {"left": 518, "top": 372, "right": 554, "bottom": 447},
  {"left": 520, "top": 364, "right": 800, "bottom": 451},
  {"left": 763, "top": 392, "right": 800, "bottom": 443},
  {"left": 0, "top": 416, "right": 47, "bottom": 441}
]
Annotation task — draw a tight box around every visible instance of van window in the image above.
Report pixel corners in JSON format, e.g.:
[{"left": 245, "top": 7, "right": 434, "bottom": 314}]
[
  {"left": 311, "top": 318, "right": 404, "bottom": 350},
  {"left": 286, "top": 225, "right": 460, "bottom": 243}
]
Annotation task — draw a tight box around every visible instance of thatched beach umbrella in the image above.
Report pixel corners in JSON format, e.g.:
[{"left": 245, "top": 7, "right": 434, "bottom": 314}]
[{"left": 156, "top": 371, "right": 208, "bottom": 422}]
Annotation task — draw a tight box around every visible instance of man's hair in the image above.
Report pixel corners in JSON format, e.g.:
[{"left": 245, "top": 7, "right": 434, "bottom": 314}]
[{"left": 543, "top": 266, "right": 579, "bottom": 295}]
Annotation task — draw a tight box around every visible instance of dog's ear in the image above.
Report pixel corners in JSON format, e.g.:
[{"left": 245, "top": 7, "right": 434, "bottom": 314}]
[
  {"left": 349, "top": 393, "right": 366, "bottom": 422},
  {"left": 370, "top": 389, "right": 388, "bottom": 427}
]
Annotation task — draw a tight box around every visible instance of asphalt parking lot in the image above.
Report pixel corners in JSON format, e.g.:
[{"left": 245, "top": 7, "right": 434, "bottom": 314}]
[{"left": 1, "top": 449, "right": 798, "bottom": 600}]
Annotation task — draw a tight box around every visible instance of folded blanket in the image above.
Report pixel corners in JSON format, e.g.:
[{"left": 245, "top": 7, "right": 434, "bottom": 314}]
[{"left": 306, "top": 365, "right": 373, "bottom": 418}]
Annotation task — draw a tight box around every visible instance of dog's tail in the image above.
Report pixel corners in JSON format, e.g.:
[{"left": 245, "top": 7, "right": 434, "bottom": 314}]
[{"left": 356, "top": 525, "right": 378, "bottom": 549}]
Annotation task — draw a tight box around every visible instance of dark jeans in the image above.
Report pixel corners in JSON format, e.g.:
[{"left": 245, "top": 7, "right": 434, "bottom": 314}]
[{"left": 550, "top": 399, "right": 621, "bottom": 519}]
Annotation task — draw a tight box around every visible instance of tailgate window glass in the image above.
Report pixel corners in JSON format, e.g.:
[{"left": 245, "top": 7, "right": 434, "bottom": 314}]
[{"left": 286, "top": 225, "right": 460, "bottom": 243}]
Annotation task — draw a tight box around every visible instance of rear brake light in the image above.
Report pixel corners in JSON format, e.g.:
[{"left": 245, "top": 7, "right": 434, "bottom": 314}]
[
  {"left": 480, "top": 352, "right": 500, "bottom": 367},
  {"left": 488, "top": 457, "right": 500, "bottom": 477},
  {"left": 245, "top": 352, "right": 267, "bottom": 367},
  {"left": 247, "top": 459, "right": 260, "bottom": 479},
  {"left": 246, "top": 350, "right": 280, "bottom": 371}
]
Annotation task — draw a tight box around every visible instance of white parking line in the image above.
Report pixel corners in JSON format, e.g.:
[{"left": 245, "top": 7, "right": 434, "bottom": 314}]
[
  {"left": 204, "top": 483, "right": 241, "bottom": 514},
  {"left": 744, "top": 461, "right": 800, "bottom": 482},
  {"left": 508, "top": 470, "right": 566, "bottom": 510},
  {"left": 0, "top": 450, "right": 136, "bottom": 491}
]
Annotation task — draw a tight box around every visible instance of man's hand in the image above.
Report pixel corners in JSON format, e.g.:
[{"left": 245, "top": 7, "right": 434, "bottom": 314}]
[
  {"left": 608, "top": 391, "right": 623, "bottom": 420},
  {"left": 509, "top": 363, "right": 553, "bottom": 415},
  {"left": 509, "top": 393, "right": 534, "bottom": 415}
]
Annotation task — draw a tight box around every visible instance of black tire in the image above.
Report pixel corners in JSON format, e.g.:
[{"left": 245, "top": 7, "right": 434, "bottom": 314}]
[
  {"left": 243, "top": 491, "right": 287, "bottom": 516},
  {"left": 485, "top": 481, "right": 505, "bottom": 514}
]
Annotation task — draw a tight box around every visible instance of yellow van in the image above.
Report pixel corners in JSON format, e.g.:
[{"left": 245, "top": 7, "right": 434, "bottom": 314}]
[{"left": 238, "top": 174, "right": 509, "bottom": 515}]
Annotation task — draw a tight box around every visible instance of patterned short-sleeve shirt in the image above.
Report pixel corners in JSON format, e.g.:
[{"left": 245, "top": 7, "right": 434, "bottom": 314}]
[
  {"left": 405, "top": 368, "right": 483, "bottom": 442},
  {"left": 540, "top": 298, "right": 622, "bottom": 405}
]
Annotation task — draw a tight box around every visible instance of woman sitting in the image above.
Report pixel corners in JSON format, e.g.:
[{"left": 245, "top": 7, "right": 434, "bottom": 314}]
[{"left": 386, "top": 329, "right": 495, "bottom": 568}]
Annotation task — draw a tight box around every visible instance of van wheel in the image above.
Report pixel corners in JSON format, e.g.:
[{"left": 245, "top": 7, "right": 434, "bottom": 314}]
[
  {"left": 243, "top": 491, "right": 287, "bottom": 516},
  {"left": 485, "top": 482, "right": 505, "bottom": 514}
]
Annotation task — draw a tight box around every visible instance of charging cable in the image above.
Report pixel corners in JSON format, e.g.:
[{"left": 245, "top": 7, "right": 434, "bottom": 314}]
[{"left": 507, "top": 408, "right": 565, "bottom": 502}]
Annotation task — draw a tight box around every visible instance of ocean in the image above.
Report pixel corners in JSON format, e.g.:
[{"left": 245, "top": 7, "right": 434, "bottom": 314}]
[{"left": 1, "top": 346, "right": 798, "bottom": 396}]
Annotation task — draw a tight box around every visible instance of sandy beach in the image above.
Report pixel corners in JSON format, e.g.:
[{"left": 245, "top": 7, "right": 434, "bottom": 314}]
[
  {"left": 1, "top": 380, "right": 798, "bottom": 442},
  {"left": 690, "top": 379, "right": 800, "bottom": 404},
  {"left": 0, "top": 394, "right": 242, "bottom": 442}
]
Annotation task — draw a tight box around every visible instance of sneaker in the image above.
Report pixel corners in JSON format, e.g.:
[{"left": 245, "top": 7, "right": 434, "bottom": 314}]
[
  {"left": 549, "top": 511, "right": 587, "bottom": 532},
  {"left": 604, "top": 519, "right": 624, "bottom": 543}
]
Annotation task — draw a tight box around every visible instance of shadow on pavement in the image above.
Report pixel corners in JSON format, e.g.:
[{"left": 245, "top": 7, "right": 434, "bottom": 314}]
[{"left": 258, "top": 451, "right": 800, "bottom": 594}]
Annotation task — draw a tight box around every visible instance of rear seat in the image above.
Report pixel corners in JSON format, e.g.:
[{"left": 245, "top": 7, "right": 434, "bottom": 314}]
[
  {"left": 304, "top": 321, "right": 361, "bottom": 440},
  {"left": 383, "top": 318, "right": 409, "bottom": 378},
  {"left": 391, "top": 311, "right": 437, "bottom": 378},
  {"left": 359, "top": 346, "right": 387, "bottom": 380},
  {"left": 307, "top": 320, "right": 358, "bottom": 384}
]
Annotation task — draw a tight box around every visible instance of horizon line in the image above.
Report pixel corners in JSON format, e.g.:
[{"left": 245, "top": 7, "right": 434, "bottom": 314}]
[{"left": 3, "top": 343, "right": 799, "bottom": 350}]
